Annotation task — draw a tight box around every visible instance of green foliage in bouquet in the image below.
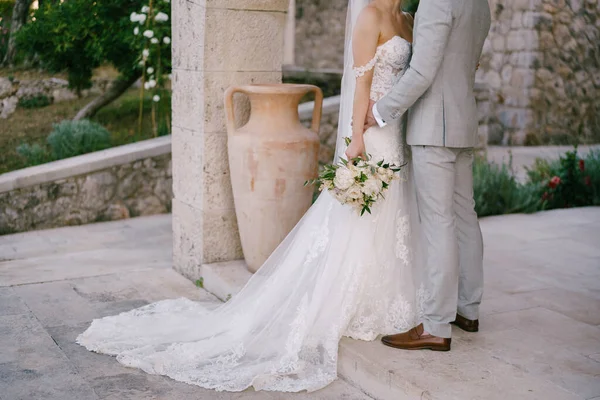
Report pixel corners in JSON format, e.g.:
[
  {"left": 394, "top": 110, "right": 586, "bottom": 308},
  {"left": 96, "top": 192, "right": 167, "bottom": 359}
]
[{"left": 306, "top": 138, "right": 403, "bottom": 216}]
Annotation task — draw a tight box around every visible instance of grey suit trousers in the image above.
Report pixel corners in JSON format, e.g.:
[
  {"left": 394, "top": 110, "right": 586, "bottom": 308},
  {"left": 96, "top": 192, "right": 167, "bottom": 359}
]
[{"left": 412, "top": 146, "right": 484, "bottom": 338}]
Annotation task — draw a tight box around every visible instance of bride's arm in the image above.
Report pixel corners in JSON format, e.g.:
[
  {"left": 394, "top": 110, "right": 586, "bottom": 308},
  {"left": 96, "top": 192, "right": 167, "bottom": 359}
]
[{"left": 345, "top": 7, "right": 380, "bottom": 160}]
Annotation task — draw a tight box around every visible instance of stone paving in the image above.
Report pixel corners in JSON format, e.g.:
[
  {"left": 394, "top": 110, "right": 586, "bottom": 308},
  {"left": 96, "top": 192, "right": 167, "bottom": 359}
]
[{"left": 0, "top": 209, "right": 599, "bottom": 400}]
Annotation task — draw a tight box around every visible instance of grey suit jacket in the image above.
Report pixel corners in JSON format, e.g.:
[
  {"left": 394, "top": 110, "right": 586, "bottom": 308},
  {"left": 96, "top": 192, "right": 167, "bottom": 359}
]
[{"left": 376, "top": 0, "right": 491, "bottom": 148}]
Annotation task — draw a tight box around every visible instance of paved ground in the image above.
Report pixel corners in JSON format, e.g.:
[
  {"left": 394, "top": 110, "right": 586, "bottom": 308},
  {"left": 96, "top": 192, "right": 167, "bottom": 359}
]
[{"left": 0, "top": 209, "right": 599, "bottom": 400}]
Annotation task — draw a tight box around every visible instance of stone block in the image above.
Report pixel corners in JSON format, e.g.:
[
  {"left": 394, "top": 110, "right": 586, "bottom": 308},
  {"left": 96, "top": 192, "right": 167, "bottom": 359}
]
[
  {"left": 202, "top": 208, "right": 244, "bottom": 263},
  {"left": 171, "top": 125, "right": 203, "bottom": 208},
  {"left": 498, "top": 108, "right": 534, "bottom": 129},
  {"left": 46, "top": 324, "right": 141, "bottom": 381},
  {"left": 204, "top": 7, "right": 286, "bottom": 72},
  {"left": 172, "top": 198, "right": 204, "bottom": 281},
  {"left": 206, "top": 0, "right": 288, "bottom": 11},
  {"left": 171, "top": 0, "right": 205, "bottom": 71},
  {"left": 200, "top": 260, "right": 251, "bottom": 301},
  {"left": 12, "top": 281, "right": 99, "bottom": 328},
  {"left": 171, "top": 69, "right": 205, "bottom": 132},
  {"left": 510, "top": 68, "right": 536, "bottom": 88},
  {"left": 0, "top": 287, "right": 29, "bottom": 316}
]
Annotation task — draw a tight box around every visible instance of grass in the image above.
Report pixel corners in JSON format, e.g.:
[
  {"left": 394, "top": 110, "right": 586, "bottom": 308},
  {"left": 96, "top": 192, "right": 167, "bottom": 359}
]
[{"left": 0, "top": 87, "right": 170, "bottom": 174}]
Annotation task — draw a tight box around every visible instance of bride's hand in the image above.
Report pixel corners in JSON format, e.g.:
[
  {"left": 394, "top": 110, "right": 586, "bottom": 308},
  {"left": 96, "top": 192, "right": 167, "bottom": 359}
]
[{"left": 345, "top": 136, "right": 366, "bottom": 160}]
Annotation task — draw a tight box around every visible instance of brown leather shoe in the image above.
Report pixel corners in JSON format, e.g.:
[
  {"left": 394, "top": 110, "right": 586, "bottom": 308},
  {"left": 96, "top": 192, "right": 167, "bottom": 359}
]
[
  {"left": 381, "top": 324, "right": 451, "bottom": 351},
  {"left": 451, "top": 314, "right": 479, "bottom": 332}
]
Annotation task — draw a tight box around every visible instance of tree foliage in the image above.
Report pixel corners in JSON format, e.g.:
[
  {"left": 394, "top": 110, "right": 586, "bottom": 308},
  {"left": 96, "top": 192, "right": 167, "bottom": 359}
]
[
  {"left": 16, "top": 0, "right": 169, "bottom": 95},
  {"left": 403, "top": 0, "right": 419, "bottom": 14}
]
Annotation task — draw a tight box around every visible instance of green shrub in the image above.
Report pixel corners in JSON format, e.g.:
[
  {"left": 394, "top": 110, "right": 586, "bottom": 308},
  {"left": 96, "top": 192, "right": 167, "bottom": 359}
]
[
  {"left": 46, "top": 120, "right": 111, "bottom": 160},
  {"left": 473, "top": 155, "right": 540, "bottom": 217},
  {"left": 18, "top": 94, "right": 52, "bottom": 109},
  {"left": 403, "top": 0, "right": 419, "bottom": 14},
  {"left": 16, "top": 143, "right": 51, "bottom": 166},
  {"left": 527, "top": 148, "right": 599, "bottom": 210}
]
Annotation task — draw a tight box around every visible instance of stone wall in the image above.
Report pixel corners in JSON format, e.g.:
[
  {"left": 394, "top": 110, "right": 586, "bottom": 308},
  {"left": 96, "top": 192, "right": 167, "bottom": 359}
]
[
  {"left": 295, "top": 0, "right": 347, "bottom": 69},
  {"left": 0, "top": 137, "right": 172, "bottom": 235},
  {"left": 294, "top": 0, "right": 600, "bottom": 146},
  {"left": 477, "top": 0, "right": 599, "bottom": 145},
  {"left": 0, "top": 76, "right": 110, "bottom": 119}
]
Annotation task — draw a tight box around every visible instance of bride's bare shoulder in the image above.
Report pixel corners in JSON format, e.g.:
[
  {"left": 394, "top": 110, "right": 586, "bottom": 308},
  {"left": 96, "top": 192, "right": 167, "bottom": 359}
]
[{"left": 355, "top": 4, "right": 383, "bottom": 32}]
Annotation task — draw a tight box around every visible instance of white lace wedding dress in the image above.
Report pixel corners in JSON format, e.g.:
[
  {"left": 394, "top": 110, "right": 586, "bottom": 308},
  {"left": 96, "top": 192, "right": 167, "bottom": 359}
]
[{"left": 77, "top": 36, "right": 421, "bottom": 393}]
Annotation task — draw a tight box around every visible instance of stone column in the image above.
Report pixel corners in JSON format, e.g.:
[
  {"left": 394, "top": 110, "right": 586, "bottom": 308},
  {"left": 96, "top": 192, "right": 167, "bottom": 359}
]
[
  {"left": 284, "top": 0, "right": 296, "bottom": 65},
  {"left": 171, "top": 0, "right": 288, "bottom": 280}
]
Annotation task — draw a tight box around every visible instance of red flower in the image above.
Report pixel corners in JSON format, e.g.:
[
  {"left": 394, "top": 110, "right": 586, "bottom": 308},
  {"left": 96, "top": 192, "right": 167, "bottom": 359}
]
[
  {"left": 549, "top": 176, "right": 561, "bottom": 189},
  {"left": 579, "top": 159, "right": 585, "bottom": 172},
  {"left": 585, "top": 176, "right": 592, "bottom": 187},
  {"left": 541, "top": 192, "right": 550, "bottom": 201}
]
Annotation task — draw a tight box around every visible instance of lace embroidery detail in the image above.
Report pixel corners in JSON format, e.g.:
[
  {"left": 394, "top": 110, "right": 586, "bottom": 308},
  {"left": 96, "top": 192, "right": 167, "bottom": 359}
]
[
  {"left": 395, "top": 211, "right": 410, "bottom": 264},
  {"left": 369, "top": 36, "right": 411, "bottom": 102},
  {"left": 353, "top": 54, "right": 378, "bottom": 78}
]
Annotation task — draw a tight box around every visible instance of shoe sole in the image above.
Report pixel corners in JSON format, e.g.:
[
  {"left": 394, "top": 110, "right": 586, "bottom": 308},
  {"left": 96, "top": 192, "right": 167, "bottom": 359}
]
[{"left": 381, "top": 341, "right": 451, "bottom": 352}]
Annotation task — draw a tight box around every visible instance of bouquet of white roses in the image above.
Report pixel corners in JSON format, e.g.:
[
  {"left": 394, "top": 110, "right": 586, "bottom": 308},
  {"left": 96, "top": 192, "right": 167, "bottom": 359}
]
[{"left": 306, "top": 139, "right": 403, "bottom": 216}]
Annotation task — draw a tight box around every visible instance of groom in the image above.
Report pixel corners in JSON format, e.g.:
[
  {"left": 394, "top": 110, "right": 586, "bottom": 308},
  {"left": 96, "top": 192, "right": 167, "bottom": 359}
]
[{"left": 367, "top": 0, "right": 491, "bottom": 351}]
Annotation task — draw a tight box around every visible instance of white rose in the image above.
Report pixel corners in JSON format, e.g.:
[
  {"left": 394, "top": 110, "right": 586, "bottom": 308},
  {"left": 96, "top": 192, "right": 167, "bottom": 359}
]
[
  {"left": 137, "top": 13, "right": 147, "bottom": 24},
  {"left": 151, "top": 38, "right": 159, "bottom": 44},
  {"left": 144, "top": 81, "right": 151, "bottom": 90},
  {"left": 163, "top": 36, "right": 171, "bottom": 45},
  {"left": 133, "top": 27, "right": 140, "bottom": 35},
  {"left": 143, "top": 30, "right": 154, "bottom": 38},
  {"left": 155, "top": 12, "right": 169, "bottom": 22},
  {"left": 333, "top": 167, "right": 354, "bottom": 190},
  {"left": 141, "top": 6, "right": 150, "bottom": 13},
  {"left": 363, "top": 179, "right": 381, "bottom": 197},
  {"left": 153, "top": 95, "right": 161, "bottom": 102},
  {"left": 148, "top": 79, "right": 157, "bottom": 88},
  {"left": 142, "top": 49, "right": 150, "bottom": 59},
  {"left": 130, "top": 12, "right": 139, "bottom": 22},
  {"left": 346, "top": 186, "right": 363, "bottom": 201},
  {"left": 147, "top": 67, "right": 154, "bottom": 74}
]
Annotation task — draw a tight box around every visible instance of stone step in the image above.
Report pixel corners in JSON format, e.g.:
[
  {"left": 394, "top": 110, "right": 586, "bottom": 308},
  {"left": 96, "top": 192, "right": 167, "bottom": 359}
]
[{"left": 200, "top": 260, "right": 588, "bottom": 400}]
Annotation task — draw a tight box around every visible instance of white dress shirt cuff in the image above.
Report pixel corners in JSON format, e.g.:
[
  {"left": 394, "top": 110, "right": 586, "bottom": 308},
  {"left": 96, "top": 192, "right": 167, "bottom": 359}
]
[{"left": 372, "top": 103, "right": 387, "bottom": 128}]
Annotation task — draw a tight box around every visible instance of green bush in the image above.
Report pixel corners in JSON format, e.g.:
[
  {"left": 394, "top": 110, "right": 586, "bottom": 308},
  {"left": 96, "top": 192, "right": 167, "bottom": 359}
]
[
  {"left": 473, "top": 155, "right": 540, "bottom": 217},
  {"left": 18, "top": 94, "right": 52, "bottom": 109},
  {"left": 403, "top": 0, "right": 419, "bottom": 14},
  {"left": 16, "top": 143, "right": 51, "bottom": 166},
  {"left": 527, "top": 148, "right": 599, "bottom": 210},
  {"left": 46, "top": 120, "right": 111, "bottom": 160}
]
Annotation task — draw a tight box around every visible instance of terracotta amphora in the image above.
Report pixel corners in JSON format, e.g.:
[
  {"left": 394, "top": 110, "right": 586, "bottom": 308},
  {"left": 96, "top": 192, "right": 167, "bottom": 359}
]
[{"left": 225, "top": 84, "right": 323, "bottom": 273}]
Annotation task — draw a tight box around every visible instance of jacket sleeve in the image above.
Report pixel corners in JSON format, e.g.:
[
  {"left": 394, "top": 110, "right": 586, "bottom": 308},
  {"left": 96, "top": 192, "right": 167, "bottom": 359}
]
[{"left": 375, "top": 0, "right": 452, "bottom": 123}]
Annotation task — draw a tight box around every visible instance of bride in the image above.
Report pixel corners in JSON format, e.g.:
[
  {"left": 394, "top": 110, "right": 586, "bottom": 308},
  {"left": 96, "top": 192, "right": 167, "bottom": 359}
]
[{"left": 78, "top": 0, "right": 421, "bottom": 393}]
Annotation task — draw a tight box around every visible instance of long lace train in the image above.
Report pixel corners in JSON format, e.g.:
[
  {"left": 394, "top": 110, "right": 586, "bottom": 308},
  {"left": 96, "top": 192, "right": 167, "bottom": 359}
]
[{"left": 77, "top": 125, "right": 423, "bottom": 392}]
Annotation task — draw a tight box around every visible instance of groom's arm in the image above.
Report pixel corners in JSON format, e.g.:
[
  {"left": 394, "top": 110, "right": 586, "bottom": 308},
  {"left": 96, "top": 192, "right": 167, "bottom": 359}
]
[{"left": 374, "top": 0, "right": 453, "bottom": 125}]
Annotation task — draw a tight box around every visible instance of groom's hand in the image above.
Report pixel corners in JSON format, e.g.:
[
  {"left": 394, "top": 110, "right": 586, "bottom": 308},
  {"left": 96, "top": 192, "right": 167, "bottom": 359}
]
[{"left": 364, "top": 100, "right": 377, "bottom": 130}]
